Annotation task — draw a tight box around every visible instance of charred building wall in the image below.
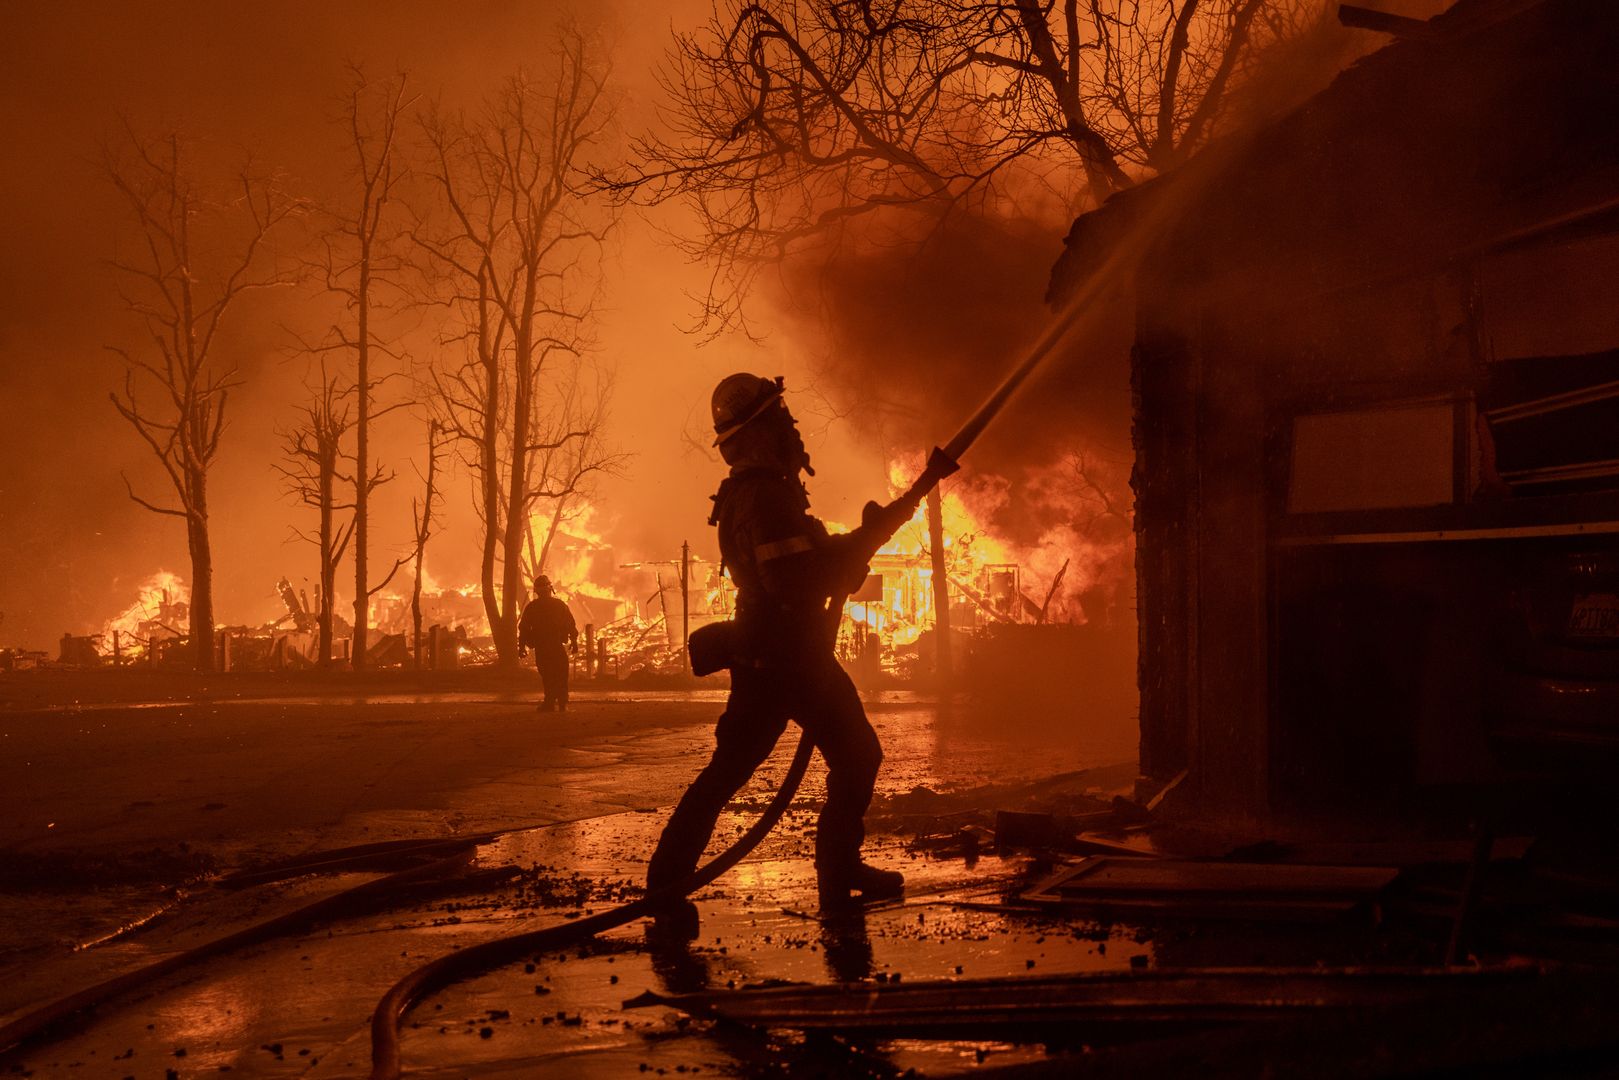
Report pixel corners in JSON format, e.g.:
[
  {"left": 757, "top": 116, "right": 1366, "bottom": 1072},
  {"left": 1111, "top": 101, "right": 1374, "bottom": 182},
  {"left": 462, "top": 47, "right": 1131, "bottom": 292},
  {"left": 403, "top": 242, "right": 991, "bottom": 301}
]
[{"left": 1059, "top": 0, "right": 1619, "bottom": 826}]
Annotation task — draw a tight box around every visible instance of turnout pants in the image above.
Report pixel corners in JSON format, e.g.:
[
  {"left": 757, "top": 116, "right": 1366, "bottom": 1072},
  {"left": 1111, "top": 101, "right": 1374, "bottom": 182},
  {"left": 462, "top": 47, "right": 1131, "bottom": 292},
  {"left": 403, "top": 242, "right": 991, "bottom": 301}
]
[
  {"left": 647, "top": 660, "right": 881, "bottom": 890},
  {"left": 535, "top": 644, "right": 570, "bottom": 709}
]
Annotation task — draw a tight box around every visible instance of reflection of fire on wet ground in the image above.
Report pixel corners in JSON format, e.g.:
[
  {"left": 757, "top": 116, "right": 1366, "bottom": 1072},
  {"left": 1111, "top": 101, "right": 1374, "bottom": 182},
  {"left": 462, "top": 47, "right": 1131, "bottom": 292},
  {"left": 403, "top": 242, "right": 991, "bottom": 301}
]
[
  {"left": 4, "top": 780, "right": 1150, "bottom": 1078},
  {"left": 9, "top": 689, "right": 1592, "bottom": 1077},
  {"left": 0, "top": 693, "right": 1144, "bottom": 1075},
  {"left": 12, "top": 762, "right": 1527, "bottom": 1079}
]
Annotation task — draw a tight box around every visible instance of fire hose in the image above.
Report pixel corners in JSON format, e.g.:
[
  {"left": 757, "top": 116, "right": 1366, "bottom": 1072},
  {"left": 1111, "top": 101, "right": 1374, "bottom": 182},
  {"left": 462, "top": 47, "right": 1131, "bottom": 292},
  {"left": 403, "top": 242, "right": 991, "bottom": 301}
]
[
  {"left": 0, "top": 306, "right": 1089, "bottom": 1072},
  {"left": 363, "top": 277, "right": 1104, "bottom": 1076},
  {"left": 368, "top": 305, "right": 1092, "bottom": 1077},
  {"left": 368, "top": 734, "right": 815, "bottom": 1079},
  {"left": 0, "top": 847, "right": 479, "bottom": 1060}
]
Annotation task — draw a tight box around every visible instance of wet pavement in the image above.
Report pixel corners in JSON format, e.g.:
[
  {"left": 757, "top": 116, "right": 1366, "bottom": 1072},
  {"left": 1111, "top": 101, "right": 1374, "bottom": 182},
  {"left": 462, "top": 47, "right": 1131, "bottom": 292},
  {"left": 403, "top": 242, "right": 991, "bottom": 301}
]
[
  {"left": 3, "top": 813, "right": 1147, "bottom": 1077},
  {"left": 1, "top": 688, "right": 1140, "bottom": 1077}
]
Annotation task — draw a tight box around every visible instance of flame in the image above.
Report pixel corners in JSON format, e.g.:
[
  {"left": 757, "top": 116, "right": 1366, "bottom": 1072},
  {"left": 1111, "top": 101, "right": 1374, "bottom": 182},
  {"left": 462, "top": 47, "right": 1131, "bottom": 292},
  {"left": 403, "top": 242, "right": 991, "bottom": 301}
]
[
  {"left": 828, "top": 459, "right": 1018, "bottom": 649},
  {"left": 373, "top": 579, "right": 492, "bottom": 641},
  {"left": 366, "top": 502, "right": 639, "bottom": 650},
  {"left": 703, "top": 564, "right": 733, "bottom": 616},
  {"left": 538, "top": 503, "right": 619, "bottom": 604},
  {"left": 836, "top": 451, "right": 1135, "bottom": 664},
  {"left": 99, "top": 570, "right": 190, "bottom": 658}
]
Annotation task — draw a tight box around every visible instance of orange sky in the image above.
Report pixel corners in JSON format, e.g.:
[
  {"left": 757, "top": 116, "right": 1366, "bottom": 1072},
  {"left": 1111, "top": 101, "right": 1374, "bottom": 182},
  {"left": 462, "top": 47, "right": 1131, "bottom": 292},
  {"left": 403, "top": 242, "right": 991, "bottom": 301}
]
[{"left": 0, "top": 0, "right": 1143, "bottom": 649}]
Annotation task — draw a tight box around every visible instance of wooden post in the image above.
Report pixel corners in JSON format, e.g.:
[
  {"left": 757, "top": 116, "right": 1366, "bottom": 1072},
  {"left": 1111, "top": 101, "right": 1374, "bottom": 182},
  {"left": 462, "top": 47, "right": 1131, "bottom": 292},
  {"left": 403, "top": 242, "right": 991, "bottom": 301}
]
[
  {"left": 584, "top": 623, "right": 596, "bottom": 678},
  {"left": 680, "top": 540, "right": 691, "bottom": 671},
  {"left": 927, "top": 486, "right": 953, "bottom": 684}
]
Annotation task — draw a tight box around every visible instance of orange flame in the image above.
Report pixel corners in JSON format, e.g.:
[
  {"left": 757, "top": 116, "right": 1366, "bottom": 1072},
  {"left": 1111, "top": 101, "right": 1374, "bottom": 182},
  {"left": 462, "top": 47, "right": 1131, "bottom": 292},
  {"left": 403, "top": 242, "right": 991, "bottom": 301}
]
[
  {"left": 838, "top": 452, "right": 1134, "bottom": 658},
  {"left": 100, "top": 570, "right": 190, "bottom": 658}
]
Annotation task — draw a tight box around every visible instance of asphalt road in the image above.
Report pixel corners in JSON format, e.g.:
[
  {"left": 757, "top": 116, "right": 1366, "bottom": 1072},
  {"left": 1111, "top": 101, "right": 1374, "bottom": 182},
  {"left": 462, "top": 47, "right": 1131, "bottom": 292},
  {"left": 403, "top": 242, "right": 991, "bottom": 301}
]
[
  {"left": 0, "top": 682, "right": 1133, "bottom": 968},
  {"left": 0, "top": 680, "right": 1137, "bottom": 1076},
  {"left": 2, "top": 692, "right": 728, "bottom": 868},
  {"left": 2, "top": 685, "right": 1133, "bottom": 869}
]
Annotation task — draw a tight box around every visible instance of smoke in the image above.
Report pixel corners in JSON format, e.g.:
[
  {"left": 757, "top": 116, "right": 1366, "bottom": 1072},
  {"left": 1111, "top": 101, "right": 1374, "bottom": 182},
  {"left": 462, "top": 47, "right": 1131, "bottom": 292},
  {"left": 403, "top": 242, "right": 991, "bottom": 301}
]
[
  {"left": 777, "top": 209, "right": 1132, "bottom": 455},
  {"left": 747, "top": 0, "right": 1387, "bottom": 629},
  {"left": 765, "top": 205, "right": 1138, "bottom": 625},
  {"left": 0, "top": 0, "right": 1381, "bottom": 649}
]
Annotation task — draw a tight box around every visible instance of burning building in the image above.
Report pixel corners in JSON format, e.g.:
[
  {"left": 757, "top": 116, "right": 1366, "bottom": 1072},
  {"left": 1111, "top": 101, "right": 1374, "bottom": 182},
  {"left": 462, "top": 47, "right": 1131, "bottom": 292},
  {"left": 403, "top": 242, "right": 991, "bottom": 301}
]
[
  {"left": 1051, "top": 0, "right": 1619, "bottom": 825},
  {"left": 834, "top": 468, "right": 1133, "bottom": 705},
  {"left": 95, "top": 570, "right": 192, "bottom": 665}
]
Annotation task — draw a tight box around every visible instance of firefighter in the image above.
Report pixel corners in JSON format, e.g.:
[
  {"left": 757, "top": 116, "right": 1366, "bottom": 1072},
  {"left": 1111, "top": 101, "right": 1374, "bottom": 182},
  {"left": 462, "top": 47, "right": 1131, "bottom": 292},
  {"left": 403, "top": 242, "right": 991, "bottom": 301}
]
[
  {"left": 518, "top": 575, "right": 578, "bottom": 712},
  {"left": 647, "top": 373, "right": 931, "bottom": 936}
]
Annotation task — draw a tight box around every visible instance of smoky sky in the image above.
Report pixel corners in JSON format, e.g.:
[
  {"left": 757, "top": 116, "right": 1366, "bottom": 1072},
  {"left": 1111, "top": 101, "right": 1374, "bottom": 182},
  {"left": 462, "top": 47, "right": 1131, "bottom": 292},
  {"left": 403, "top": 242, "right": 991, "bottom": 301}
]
[
  {"left": 771, "top": 209, "right": 1137, "bottom": 538},
  {"left": 0, "top": 1, "right": 1394, "bottom": 650},
  {"left": 0, "top": 0, "right": 863, "bottom": 650}
]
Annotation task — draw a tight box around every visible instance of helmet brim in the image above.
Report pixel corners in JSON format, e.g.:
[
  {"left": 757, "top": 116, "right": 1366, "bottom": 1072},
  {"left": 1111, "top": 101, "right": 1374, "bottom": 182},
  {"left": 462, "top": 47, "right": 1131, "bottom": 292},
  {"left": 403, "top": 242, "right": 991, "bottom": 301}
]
[{"left": 712, "top": 383, "right": 785, "bottom": 446}]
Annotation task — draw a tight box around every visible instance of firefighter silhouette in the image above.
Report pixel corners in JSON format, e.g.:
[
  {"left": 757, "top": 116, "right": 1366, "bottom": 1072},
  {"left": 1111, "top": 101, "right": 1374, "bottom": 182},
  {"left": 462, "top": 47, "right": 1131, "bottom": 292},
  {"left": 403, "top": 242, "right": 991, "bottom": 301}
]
[
  {"left": 647, "top": 374, "right": 926, "bottom": 937},
  {"left": 518, "top": 575, "right": 577, "bottom": 712}
]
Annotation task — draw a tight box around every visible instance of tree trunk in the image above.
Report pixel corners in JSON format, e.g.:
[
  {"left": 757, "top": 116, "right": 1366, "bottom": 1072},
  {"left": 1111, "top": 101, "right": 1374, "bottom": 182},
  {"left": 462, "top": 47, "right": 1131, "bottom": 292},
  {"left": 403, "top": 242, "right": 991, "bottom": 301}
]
[
  {"left": 318, "top": 458, "right": 336, "bottom": 665},
  {"left": 412, "top": 421, "right": 439, "bottom": 672},
  {"left": 927, "top": 486, "right": 952, "bottom": 685},
  {"left": 187, "top": 474, "right": 215, "bottom": 673},
  {"left": 498, "top": 420, "right": 528, "bottom": 669},
  {"left": 476, "top": 276, "right": 503, "bottom": 659},
  {"left": 477, "top": 365, "right": 501, "bottom": 658},
  {"left": 497, "top": 315, "right": 534, "bottom": 670},
  {"left": 352, "top": 259, "right": 371, "bottom": 672},
  {"left": 411, "top": 576, "right": 424, "bottom": 670}
]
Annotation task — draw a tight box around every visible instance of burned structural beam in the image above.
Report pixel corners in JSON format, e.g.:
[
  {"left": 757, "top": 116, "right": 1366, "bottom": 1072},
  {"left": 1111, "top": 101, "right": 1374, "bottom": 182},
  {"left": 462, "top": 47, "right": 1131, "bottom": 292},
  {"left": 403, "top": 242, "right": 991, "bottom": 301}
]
[
  {"left": 626, "top": 966, "right": 1543, "bottom": 1039},
  {"left": 1021, "top": 856, "right": 1399, "bottom": 921},
  {"left": 1338, "top": 4, "right": 1436, "bottom": 38}
]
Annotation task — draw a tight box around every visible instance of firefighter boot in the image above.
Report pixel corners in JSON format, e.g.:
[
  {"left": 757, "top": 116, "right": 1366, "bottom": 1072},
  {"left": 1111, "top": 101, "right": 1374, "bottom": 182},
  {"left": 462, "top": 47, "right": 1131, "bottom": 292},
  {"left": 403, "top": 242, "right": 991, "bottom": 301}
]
[{"left": 818, "top": 863, "right": 904, "bottom": 910}]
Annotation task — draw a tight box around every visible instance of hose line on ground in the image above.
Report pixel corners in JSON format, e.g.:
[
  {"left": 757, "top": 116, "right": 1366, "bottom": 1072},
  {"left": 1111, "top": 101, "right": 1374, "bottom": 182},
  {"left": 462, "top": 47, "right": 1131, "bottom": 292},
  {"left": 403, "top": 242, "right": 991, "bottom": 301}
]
[
  {"left": 0, "top": 848, "right": 478, "bottom": 1059},
  {"left": 368, "top": 732, "right": 816, "bottom": 1080}
]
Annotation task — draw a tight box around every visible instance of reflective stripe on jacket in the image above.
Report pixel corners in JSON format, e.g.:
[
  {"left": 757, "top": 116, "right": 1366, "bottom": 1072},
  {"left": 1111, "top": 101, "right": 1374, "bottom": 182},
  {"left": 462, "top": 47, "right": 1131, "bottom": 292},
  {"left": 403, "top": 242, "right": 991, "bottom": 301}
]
[{"left": 712, "top": 467, "right": 867, "bottom": 666}]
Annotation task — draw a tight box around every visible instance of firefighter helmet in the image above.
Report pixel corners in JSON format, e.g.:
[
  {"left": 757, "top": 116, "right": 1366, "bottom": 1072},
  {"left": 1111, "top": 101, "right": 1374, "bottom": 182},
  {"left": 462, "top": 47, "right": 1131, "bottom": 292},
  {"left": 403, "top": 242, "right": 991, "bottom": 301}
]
[{"left": 711, "top": 373, "right": 786, "bottom": 445}]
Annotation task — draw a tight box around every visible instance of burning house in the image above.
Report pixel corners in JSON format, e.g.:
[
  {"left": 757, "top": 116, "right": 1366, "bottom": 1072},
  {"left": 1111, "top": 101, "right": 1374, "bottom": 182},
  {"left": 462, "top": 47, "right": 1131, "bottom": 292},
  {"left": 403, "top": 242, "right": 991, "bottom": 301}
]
[
  {"left": 1051, "top": 0, "right": 1619, "bottom": 826},
  {"left": 94, "top": 571, "right": 192, "bottom": 665}
]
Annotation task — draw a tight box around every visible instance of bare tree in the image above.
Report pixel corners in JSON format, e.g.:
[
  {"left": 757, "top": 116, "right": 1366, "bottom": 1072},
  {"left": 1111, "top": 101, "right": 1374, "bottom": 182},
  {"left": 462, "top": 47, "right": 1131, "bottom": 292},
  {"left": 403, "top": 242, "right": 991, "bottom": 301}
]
[
  {"left": 598, "top": 0, "right": 1312, "bottom": 331},
  {"left": 410, "top": 417, "right": 443, "bottom": 670},
  {"left": 308, "top": 69, "right": 415, "bottom": 671},
  {"left": 106, "top": 127, "right": 298, "bottom": 671},
  {"left": 1066, "top": 447, "right": 1130, "bottom": 539},
  {"left": 416, "top": 28, "right": 617, "bottom": 668},
  {"left": 521, "top": 365, "right": 626, "bottom": 584},
  {"left": 275, "top": 365, "right": 356, "bottom": 665}
]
